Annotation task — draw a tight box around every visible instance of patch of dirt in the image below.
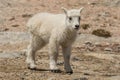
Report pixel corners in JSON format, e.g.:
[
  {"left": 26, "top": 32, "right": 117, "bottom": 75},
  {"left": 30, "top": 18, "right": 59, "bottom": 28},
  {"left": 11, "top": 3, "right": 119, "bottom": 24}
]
[
  {"left": 0, "top": 33, "right": 120, "bottom": 80},
  {"left": 0, "top": 51, "right": 120, "bottom": 80}
]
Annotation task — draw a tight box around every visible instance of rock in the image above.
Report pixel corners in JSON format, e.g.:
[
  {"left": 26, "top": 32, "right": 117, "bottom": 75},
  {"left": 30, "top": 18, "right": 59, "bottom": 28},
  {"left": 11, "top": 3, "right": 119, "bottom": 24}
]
[
  {"left": 113, "top": 45, "right": 120, "bottom": 52},
  {"left": 72, "top": 57, "right": 79, "bottom": 61},
  {"left": 94, "top": 42, "right": 110, "bottom": 47},
  {"left": 117, "top": 46, "right": 120, "bottom": 51},
  {"left": 0, "top": 28, "right": 9, "bottom": 32},
  {"left": 95, "top": 42, "right": 101, "bottom": 47},
  {"left": 101, "top": 12, "right": 111, "bottom": 17},
  {"left": 101, "top": 42, "right": 110, "bottom": 47},
  {"left": 81, "top": 24, "right": 90, "bottom": 30},
  {"left": 47, "top": 77, "right": 55, "bottom": 80},
  {"left": 72, "top": 56, "right": 83, "bottom": 61},
  {"left": 22, "top": 14, "right": 32, "bottom": 18},
  {"left": 57, "top": 61, "right": 64, "bottom": 65},
  {"left": 104, "top": 48, "right": 112, "bottom": 51},
  {"left": 12, "top": 24, "right": 19, "bottom": 27},
  {"left": 84, "top": 73, "right": 90, "bottom": 75},
  {"left": 9, "top": 17, "right": 15, "bottom": 21},
  {"left": 73, "top": 77, "right": 88, "bottom": 80},
  {"left": 87, "top": 46, "right": 95, "bottom": 51},
  {"left": 88, "top": 2, "right": 97, "bottom": 5},
  {"left": 84, "top": 41, "right": 95, "bottom": 51},
  {"left": 84, "top": 41, "right": 92, "bottom": 46}
]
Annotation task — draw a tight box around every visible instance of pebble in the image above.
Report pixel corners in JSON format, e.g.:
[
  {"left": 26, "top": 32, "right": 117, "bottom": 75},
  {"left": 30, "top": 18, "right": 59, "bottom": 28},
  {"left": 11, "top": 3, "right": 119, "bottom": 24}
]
[
  {"left": 104, "top": 48, "right": 112, "bottom": 51},
  {"left": 84, "top": 41, "right": 92, "bottom": 46},
  {"left": 22, "top": 14, "right": 32, "bottom": 18},
  {"left": 73, "top": 77, "right": 88, "bottom": 80},
  {"left": 0, "top": 28, "right": 9, "bottom": 32},
  {"left": 84, "top": 73, "right": 90, "bottom": 75},
  {"left": 9, "top": 17, "right": 15, "bottom": 21},
  {"left": 12, "top": 24, "right": 19, "bottom": 27},
  {"left": 95, "top": 42, "right": 101, "bottom": 47},
  {"left": 57, "top": 61, "right": 64, "bottom": 65},
  {"left": 72, "top": 57, "right": 83, "bottom": 61}
]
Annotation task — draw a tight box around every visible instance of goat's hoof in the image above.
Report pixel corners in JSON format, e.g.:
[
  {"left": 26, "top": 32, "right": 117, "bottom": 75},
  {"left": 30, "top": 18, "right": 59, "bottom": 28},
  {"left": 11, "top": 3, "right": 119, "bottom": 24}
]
[
  {"left": 28, "top": 67, "right": 36, "bottom": 70},
  {"left": 51, "top": 69, "right": 61, "bottom": 73},
  {"left": 66, "top": 71, "right": 73, "bottom": 75}
]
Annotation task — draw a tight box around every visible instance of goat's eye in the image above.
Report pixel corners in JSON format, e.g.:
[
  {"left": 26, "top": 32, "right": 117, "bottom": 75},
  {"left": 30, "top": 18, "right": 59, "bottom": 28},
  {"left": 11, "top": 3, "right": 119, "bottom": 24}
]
[{"left": 69, "top": 17, "right": 72, "bottom": 21}]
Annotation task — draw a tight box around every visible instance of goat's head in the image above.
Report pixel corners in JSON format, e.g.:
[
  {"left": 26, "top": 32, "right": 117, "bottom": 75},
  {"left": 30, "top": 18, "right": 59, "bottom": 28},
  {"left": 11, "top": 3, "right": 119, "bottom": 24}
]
[{"left": 62, "top": 7, "right": 84, "bottom": 30}]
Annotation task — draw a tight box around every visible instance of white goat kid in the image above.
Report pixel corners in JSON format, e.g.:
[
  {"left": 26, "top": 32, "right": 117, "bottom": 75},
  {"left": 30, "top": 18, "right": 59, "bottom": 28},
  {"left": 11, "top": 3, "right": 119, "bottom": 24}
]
[{"left": 26, "top": 7, "right": 84, "bottom": 74}]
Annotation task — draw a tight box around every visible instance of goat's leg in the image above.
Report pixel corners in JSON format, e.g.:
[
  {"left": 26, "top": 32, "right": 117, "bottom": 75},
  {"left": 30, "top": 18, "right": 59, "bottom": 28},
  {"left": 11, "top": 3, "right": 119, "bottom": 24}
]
[
  {"left": 49, "top": 39, "right": 60, "bottom": 73},
  {"left": 26, "top": 35, "right": 45, "bottom": 69},
  {"left": 62, "top": 45, "right": 73, "bottom": 74}
]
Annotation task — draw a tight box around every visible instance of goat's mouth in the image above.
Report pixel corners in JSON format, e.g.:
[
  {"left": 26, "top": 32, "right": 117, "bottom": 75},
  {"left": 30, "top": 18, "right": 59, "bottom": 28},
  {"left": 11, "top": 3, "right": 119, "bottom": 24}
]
[{"left": 74, "top": 27, "right": 79, "bottom": 30}]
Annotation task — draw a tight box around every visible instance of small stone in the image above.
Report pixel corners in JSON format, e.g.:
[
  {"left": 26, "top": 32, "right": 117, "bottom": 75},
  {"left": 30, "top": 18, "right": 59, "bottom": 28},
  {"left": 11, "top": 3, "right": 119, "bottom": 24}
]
[
  {"left": 85, "top": 41, "right": 92, "bottom": 45},
  {"left": 72, "top": 57, "right": 83, "bottom": 61},
  {"left": 12, "top": 24, "right": 19, "bottom": 27},
  {"left": 104, "top": 48, "right": 112, "bottom": 51},
  {"left": 73, "top": 77, "right": 88, "bottom": 80},
  {"left": 22, "top": 14, "right": 32, "bottom": 18},
  {"left": 84, "top": 73, "right": 90, "bottom": 75},
  {"left": 88, "top": 2, "right": 97, "bottom": 5},
  {"left": 48, "top": 77, "right": 55, "bottom": 80},
  {"left": 72, "top": 57, "right": 79, "bottom": 61},
  {"left": 95, "top": 42, "right": 101, "bottom": 47},
  {"left": 0, "top": 28, "right": 9, "bottom": 32},
  {"left": 21, "top": 77, "right": 25, "bottom": 80},
  {"left": 87, "top": 46, "right": 95, "bottom": 51},
  {"left": 0, "top": 51, "right": 3, "bottom": 53},
  {"left": 100, "top": 12, "right": 111, "bottom": 17},
  {"left": 101, "top": 42, "right": 110, "bottom": 47},
  {"left": 116, "top": 46, "right": 120, "bottom": 52},
  {"left": 118, "top": 46, "right": 120, "bottom": 49},
  {"left": 9, "top": 17, "right": 15, "bottom": 21},
  {"left": 57, "top": 61, "right": 64, "bottom": 65}
]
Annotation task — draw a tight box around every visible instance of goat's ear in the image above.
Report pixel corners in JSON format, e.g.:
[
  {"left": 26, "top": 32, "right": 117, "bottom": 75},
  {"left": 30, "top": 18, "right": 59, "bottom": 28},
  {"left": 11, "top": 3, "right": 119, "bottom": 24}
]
[
  {"left": 79, "top": 7, "right": 84, "bottom": 13},
  {"left": 61, "top": 7, "right": 67, "bottom": 14}
]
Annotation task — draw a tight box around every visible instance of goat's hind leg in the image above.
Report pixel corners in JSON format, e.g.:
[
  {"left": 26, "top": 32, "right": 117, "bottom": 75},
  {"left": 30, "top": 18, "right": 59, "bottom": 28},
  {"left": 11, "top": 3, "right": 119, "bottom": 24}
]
[{"left": 26, "top": 35, "right": 45, "bottom": 70}]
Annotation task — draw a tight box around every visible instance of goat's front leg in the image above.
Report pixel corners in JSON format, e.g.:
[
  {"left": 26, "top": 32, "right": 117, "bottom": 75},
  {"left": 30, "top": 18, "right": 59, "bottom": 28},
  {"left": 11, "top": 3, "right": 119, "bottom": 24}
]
[
  {"left": 49, "top": 39, "right": 60, "bottom": 73},
  {"left": 62, "top": 45, "right": 73, "bottom": 74}
]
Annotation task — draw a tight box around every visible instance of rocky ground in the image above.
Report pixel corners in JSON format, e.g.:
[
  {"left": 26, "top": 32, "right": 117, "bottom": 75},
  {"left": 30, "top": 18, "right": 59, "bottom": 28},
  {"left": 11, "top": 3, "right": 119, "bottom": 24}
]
[{"left": 0, "top": 0, "right": 120, "bottom": 80}]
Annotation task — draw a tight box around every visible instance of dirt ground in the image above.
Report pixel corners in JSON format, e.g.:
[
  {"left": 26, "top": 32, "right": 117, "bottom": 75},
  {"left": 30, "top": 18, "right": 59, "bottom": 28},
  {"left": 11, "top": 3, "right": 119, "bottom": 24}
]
[{"left": 0, "top": 0, "right": 120, "bottom": 80}]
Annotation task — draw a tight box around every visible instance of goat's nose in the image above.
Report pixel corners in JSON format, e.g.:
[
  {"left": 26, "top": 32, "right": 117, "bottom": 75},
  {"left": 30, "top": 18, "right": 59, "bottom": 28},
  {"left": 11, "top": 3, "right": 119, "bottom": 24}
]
[{"left": 75, "top": 25, "right": 79, "bottom": 28}]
